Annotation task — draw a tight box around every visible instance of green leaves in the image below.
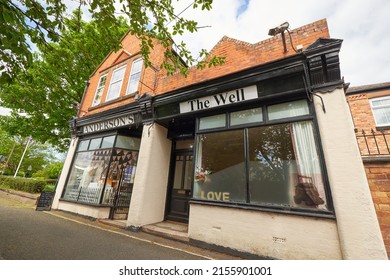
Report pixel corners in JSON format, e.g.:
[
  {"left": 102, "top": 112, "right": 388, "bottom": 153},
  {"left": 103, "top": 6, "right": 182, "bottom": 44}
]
[{"left": 0, "top": 11, "right": 129, "bottom": 151}]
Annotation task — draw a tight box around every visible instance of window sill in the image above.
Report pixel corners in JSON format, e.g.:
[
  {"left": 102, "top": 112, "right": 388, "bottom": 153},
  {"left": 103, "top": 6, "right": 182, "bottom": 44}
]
[
  {"left": 375, "top": 125, "right": 390, "bottom": 131},
  {"left": 189, "top": 199, "right": 336, "bottom": 219},
  {"left": 88, "top": 92, "right": 138, "bottom": 111}
]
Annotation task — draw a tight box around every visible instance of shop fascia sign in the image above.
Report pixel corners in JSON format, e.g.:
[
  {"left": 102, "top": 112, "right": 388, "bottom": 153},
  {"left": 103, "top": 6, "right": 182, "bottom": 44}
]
[
  {"left": 82, "top": 114, "right": 135, "bottom": 134},
  {"left": 179, "top": 85, "right": 258, "bottom": 113}
]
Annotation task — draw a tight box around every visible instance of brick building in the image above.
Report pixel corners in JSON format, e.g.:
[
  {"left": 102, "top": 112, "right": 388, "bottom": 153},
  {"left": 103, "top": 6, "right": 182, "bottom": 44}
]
[
  {"left": 346, "top": 82, "right": 390, "bottom": 258},
  {"left": 52, "top": 19, "right": 387, "bottom": 259}
]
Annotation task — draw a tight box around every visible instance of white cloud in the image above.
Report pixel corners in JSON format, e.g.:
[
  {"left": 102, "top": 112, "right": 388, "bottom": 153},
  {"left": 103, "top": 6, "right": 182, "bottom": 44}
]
[{"left": 170, "top": 0, "right": 390, "bottom": 86}]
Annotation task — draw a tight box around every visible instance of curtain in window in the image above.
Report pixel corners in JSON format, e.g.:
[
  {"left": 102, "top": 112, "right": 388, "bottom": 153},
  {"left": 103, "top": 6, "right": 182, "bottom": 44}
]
[{"left": 291, "top": 121, "right": 326, "bottom": 208}]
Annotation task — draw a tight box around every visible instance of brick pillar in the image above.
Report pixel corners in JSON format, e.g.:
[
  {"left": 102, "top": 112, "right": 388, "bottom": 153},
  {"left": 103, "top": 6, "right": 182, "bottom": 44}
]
[{"left": 364, "top": 161, "right": 390, "bottom": 258}]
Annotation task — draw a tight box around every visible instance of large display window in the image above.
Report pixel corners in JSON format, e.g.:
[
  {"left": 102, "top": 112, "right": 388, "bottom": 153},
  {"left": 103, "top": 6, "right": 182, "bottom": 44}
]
[
  {"left": 194, "top": 99, "right": 330, "bottom": 212},
  {"left": 62, "top": 134, "right": 140, "bottom": 205}
]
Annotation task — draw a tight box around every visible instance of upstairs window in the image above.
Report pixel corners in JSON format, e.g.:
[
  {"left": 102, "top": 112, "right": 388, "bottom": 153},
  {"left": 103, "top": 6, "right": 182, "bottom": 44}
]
[
  {"left": 127, "top": 58, "right": 143, "bottom": 95},
  {"left": 106, "top": 65, "right": 126, "bottom": 101},
  {"left": 92, "top": 74, "right": 107, "bottom": 106},
  {"left": 370, "top": 96, "right": 390, "bottom": 127}
]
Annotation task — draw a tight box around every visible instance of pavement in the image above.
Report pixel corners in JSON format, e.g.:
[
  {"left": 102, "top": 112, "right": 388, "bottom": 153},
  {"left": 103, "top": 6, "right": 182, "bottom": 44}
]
[{"left": 0, "top": 187, "right": 243, "bottom": 260}]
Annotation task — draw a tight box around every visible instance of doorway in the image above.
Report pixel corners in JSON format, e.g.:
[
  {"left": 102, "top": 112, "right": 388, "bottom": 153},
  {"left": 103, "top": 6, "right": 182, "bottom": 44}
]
[{"left": 166, "top": 147, "right": 193, "bottom": 223}]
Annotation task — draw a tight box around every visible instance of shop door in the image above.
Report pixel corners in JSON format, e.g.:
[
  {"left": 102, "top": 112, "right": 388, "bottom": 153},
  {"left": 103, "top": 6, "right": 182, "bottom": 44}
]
[{"left": 166, "top": 150, "right": 193, "bottom": 222}]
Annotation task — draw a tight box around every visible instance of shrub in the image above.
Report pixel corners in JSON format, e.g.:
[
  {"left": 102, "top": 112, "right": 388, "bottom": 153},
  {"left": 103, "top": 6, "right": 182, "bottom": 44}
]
[{"left": 0, "top": 175, "right": 46, "bottom": 193}]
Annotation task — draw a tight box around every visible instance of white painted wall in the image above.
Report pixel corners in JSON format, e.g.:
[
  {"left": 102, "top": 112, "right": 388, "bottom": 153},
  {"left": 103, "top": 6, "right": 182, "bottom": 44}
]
[
  {"left": 314, "top": 88, "right": 387, "bottom": 259},
  {"left": 52, "top": 137, "right": 78, "bottom": 209},
  {"left": 57, "top": 200, "right": 110, "bottom": 218},
  {"left": 126, "top": 123, "right": 172, "bottom": 228},
  {"left": 189, "top": 204, "right": 342, "bottom": 259}
]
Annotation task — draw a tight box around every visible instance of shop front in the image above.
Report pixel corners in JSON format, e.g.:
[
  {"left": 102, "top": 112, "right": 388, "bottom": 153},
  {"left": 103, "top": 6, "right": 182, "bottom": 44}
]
[{"left": 53, "top": 107, "right": 143, "bottom": 220}]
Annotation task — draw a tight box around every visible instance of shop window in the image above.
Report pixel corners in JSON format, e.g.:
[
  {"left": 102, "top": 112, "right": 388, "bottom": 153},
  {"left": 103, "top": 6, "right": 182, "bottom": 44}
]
[
  {"left": 199, "top": 114, "right": 226, "bottom": 130},
  {"left": 370, "top": 96, "right": 390, "bottom": 127},
  {"left": 106, "top": 65, "right": 126, "bottom": 101},
  {"left": 126, "top": 58, "right": 143, "bottom": 95},
  {"left": 62, "top": 135, "right": 140, "bottom": 205},
  {"left": 194, "top": 99, "right": 329, "bottom": 212},
  {"left": 194, "top": 130, "right": 246, "bottom": 202},
  {"left": 92, "top": 74, "right": 107, "bottom": 106}
]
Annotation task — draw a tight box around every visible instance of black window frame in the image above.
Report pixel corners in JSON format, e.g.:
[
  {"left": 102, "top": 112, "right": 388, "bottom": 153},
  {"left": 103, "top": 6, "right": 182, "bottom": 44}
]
[{"left": 191, "top": 98, "right": 335, "bottom": 218}]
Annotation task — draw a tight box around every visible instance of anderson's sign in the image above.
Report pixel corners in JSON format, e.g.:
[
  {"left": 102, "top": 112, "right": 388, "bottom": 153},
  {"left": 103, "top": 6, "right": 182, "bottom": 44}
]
[
  {"left": 82, "top": 114, "right": 135, "bottom": 134},
  {"left": 180, "top": 85, "right": 258, "bottom": 113}
]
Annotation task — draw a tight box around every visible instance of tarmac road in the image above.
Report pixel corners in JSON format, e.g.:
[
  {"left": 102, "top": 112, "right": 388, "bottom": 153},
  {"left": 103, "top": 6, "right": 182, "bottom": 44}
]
[{"left": 0, "top": 189, "right": 237, "bottom": 260}]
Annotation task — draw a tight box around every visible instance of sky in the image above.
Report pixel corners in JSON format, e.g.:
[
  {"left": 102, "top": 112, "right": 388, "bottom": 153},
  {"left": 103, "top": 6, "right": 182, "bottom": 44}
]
[
  {"left": 1, "top": 0, "right": 389, "bottom": 117},
  {"left": 169, "top": 0, "right": 390, "bottom": 87}
]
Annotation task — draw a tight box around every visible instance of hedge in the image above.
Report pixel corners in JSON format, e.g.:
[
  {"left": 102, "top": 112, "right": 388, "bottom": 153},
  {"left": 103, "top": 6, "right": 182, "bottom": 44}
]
[{"left": 0, "top": 175, "right": 46, "bottom": 193}]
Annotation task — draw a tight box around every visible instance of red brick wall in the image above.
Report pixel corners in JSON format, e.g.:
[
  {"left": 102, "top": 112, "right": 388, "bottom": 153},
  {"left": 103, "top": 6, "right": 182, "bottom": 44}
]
[
  {"left": 365, "top": 162, "right": 390, "bottom": 258},
  {"left": 80, "top": 19, "right": 330, "bottom": 117}
]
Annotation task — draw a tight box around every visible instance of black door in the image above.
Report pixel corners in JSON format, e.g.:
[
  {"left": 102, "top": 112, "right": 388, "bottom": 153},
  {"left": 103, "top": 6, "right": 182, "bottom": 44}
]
[{"left": 166, "top": 150, "right": 193, "bottom": 222}]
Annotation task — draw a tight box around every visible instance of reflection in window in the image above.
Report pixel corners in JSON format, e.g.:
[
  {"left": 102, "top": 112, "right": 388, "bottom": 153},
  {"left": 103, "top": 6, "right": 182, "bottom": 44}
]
[
  {"left": 230, "top": 107, "right": 263, "bottom": 126},
  {"left": 92, "top": 75, "right": 107, "bottom": 106},
  {"left": 199, "top": 114, "right": 226, "bottom": 130},
  {"left": 248, "top": 122, "right": 326, "bottom": 209},
  {"left": 370, "top": 96, "right": 390, "bottom": 127},
  {"left": 268, "top": 99, "right": 309, "bottom": 120},
  {"left": 194, "top": 121, "right": 327, "bottom": 210},
  {"left": 194, "top": 130, "right": 246, "bottom": 202},
  {"left": 127, "top": 58, "right": 143, "bottom": 95},
  {"left": 106, "top": 66, "right": 126, "bottom": 101},
  {"left": 63, "top": 135, "right": 140, "bottom": 205}
]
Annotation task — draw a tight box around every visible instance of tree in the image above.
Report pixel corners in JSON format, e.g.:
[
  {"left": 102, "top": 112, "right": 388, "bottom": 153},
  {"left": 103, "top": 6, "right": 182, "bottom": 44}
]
[
  {"left": 0, "top": 11, "right": 130, "bottom": 151},
  {"left": 0, "top": 129, "right": 57, "bottom": 176},
  {"left": 0, "top": 0, "right": 224, "bottom": 83}
]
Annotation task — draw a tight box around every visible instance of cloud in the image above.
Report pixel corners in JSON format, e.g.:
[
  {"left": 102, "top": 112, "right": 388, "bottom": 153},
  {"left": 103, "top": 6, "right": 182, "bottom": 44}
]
[{"left": 171, "top": 0, "right": 390, "bottom": 86}]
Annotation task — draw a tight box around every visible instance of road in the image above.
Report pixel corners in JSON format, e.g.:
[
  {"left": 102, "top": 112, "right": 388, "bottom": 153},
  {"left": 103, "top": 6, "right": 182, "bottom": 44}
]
[{"left": 0, "top": 189, "right": 228, "bottom": 260}]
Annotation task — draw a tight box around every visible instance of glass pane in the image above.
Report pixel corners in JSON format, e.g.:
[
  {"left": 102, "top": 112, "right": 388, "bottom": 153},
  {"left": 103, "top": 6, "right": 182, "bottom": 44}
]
[
  {"left": 183, "top": 156, "right": 193, "bottom": 190},
  {"left": 63, "top": 149, "right": 112, "bottom": 204},
  {"left": 127, "top": 72, "right": 141, "bottom": 94},
  {"left": 194, "top": 130, "right": 246, "bottom": 202},
  {"left": 175, "top": 139, "right": 194, "bottom": 150},
  {"left": 372, "top": 98, "right": 390, "bottom": 107},
  {"left": 173, "top": 159, "right": 183, "bottom": 189},
  {"left": 115, "top": 135, "right": 141, "bottom": 150},
  {"left": 101, "top": 135, "right": 115, "bottom": 149},
  {"left": 77, "top": 140, "right": 90, "bottom": 151},
  {"left": 111, "top": 66, "right": 126, "bottom": 82},
  {"left": 268, "top": 99, "right": 309, "bottom": 120},
  {"left": 248, "top": 121, "right": 327, "bottom": 210},
  {"left": 89, "top": 138, "right": 102, "bottom": 150},
  {"left": 92, "top": 75, "right": 107, "bottom": 106},
  {"left": 373, "top": 108, "right": 390, "bottom": 126},
  {"left": 230, "top": 107, "right": 263, "bottom": 126},
  {"left": 106, "top": 80, "right": 122, "bottom": 100},
  {"left": 199, "top": 114, "right": 226, "bottom": 130}
]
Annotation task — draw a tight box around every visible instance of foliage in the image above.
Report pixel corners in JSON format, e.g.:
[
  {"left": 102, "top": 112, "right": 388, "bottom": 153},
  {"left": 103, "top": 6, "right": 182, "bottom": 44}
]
[
  {"left": 0, "top": 129, "right": 59, "bottom": 176},
  {"left": 0, "top": 11, "right": 130, "bottom": 150},
  {"left": 0, "top": 175, "right": 46, "bottom": 193},
  {"left": 0, "top": 0, "right": 224, "bottom": 83},
  {"left": 32, "top": 162, "right": 63, "bottom": 179}
]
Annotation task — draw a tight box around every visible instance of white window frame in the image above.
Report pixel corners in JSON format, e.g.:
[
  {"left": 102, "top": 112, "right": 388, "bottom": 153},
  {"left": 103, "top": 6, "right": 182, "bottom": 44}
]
[
  {"left": 105, "top": 65, "right": 127, "bottom": 102},
  {"left": 92, "top": 74, "right": 107, "bottom": 107},
  {"left": 370, "top": 96, "right": 390, "bottom": 127},
  {"left": 126, "top": 58, "right": 143, "bottom": 95}
]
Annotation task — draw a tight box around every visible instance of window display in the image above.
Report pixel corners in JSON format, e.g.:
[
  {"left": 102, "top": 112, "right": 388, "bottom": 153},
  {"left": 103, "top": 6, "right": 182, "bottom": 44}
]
[{"left": 62, "top": 134, "right": 139, "bottom": 206}]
